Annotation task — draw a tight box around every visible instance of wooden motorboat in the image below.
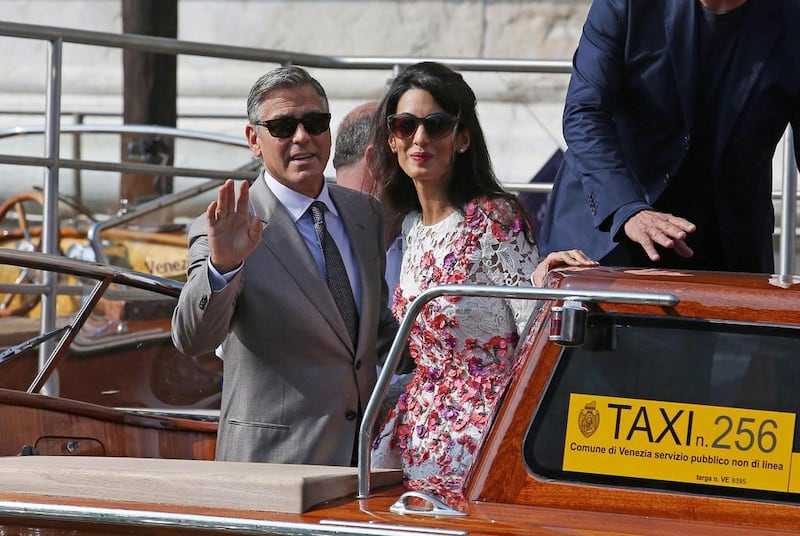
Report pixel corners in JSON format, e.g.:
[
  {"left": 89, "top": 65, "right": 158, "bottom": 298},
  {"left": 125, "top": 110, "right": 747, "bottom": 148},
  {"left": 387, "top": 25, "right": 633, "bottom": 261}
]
[{"left": 2, "top": 262, "right": 800, "bottom": 534}]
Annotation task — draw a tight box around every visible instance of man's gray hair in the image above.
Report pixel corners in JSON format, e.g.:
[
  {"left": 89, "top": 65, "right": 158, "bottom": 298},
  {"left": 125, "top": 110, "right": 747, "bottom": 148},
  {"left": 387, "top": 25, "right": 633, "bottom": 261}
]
[{"left": 246, "top": 65, "right": 329, "bottom": 123}]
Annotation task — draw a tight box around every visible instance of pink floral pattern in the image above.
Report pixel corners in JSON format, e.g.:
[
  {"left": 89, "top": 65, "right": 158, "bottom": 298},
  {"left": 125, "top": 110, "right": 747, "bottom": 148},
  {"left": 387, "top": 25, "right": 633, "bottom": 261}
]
[{"left": 372, "top": 196, "right": 539, "bottom": 504}]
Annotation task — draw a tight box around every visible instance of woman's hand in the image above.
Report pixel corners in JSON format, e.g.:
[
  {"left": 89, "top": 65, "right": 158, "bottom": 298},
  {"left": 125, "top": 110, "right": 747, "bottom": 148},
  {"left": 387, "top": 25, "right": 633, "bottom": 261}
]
[{"left": 531, "top": 249, "right": 598, "bottom": 286}]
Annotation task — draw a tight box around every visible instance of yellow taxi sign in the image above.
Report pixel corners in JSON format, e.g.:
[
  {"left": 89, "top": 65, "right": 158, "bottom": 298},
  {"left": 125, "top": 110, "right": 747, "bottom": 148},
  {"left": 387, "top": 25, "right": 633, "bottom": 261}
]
[{"left": 563, "top": 393, "right": 798, "bottom": 493}]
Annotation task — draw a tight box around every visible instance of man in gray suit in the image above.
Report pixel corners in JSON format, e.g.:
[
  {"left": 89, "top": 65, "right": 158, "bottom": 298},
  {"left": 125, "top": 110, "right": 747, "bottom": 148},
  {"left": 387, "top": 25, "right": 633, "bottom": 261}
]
[{"left": 171, "top": 66, "right": 398, "bottom": 466}]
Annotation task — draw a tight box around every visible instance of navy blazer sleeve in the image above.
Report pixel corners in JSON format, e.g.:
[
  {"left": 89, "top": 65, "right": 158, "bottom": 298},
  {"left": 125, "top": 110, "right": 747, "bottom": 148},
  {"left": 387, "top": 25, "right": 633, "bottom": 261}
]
[{"left": 563, "top": 0, "right": 650, "bottom": 235}]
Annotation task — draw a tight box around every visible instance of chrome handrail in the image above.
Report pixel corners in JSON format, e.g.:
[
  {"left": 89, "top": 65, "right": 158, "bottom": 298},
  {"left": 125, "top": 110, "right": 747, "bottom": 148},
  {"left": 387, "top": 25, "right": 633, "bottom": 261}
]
[
  {"left": 0, "top": 247, "right": 185, "bottom": 392},
  {"left": 781, "top": 127, "right": 797, "bottom": 275},
  {"left": 0, "top": 500, "right": 433, "bottom": 536},
  {"left": 0, "top": 124, "right": 249, "bottom": 146},
  {"left": 0, "top": 21, "right": 573, "bottom": 73},
  {"left": 0, "top": 248, "right": 184, "bottom": 296},
  {"left": 0, "top": 124, "right": 254, "bottom": 181},
  {"left": 356, "top": 283, "right": 679, "bottom": 498}
]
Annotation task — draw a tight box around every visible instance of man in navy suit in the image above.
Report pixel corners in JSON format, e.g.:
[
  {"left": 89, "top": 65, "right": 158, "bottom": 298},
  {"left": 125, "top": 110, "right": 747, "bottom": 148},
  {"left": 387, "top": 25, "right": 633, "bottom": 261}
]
[{"left": 540, "top": 0, "right": 800, "bottom": 273}]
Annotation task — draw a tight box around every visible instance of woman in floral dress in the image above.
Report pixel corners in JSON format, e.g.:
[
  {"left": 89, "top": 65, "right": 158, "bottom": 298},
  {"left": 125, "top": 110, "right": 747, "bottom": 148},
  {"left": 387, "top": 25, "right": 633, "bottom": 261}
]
[{"left": 368, "top": 62, "right": 595, "bottom": 503}]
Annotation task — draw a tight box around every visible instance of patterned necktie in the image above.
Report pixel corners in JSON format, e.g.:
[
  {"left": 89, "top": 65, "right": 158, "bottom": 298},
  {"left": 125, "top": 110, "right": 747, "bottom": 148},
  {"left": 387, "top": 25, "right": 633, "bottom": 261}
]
[{"left": 309, "top": 201, "right": 359, "bottom": 345}]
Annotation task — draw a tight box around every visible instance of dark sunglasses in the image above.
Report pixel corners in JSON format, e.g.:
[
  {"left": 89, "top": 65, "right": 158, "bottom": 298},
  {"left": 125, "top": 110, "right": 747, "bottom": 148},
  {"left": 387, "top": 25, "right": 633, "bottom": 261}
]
[
  {"left": 252, "top": 112, "right": 331, "bottom": 138},
  {"left": 387, "top": 112, "right": 459, "bottom": 140}
]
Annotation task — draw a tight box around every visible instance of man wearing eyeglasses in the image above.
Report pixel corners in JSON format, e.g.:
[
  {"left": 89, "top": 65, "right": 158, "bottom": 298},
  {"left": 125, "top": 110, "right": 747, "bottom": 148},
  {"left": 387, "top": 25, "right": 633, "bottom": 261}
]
[{"left": 172, "top": 65, "right": 399, "bottom": 466}]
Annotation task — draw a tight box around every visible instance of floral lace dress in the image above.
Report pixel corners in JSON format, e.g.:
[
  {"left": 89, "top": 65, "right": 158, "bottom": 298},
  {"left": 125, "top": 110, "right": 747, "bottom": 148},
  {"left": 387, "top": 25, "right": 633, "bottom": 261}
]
[{"left": 372, "top": 196, "right": 540, "bottom": 504}]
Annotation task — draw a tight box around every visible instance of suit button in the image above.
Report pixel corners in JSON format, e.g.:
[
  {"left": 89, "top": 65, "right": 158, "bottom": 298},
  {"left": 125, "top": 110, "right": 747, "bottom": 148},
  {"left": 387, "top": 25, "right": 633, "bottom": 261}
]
[
  {"left": 664, "top": 173, "right": 670, "bottom": 184},
  {"left": 354, "top": 359, "right": 362, "bottom": 370},
  {"left": 682, "top": 135, "right": 690, "bottom": 147},
  {"left": 345, "top": 410, "right": 357, "bottom": 421},
  {"left": 199, "top": 295, "right": 208, "bottom": 310}
]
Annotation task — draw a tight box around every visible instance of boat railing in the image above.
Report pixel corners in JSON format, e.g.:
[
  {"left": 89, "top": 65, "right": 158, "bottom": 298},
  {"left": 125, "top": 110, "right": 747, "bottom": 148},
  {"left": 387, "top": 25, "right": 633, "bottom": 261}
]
[
  {"left": 356, "top": 283, "right": 680, "bottom": 498},
  {"left": 0, "top": 122, "right": 257, "bottom": 196},
  {"left": 0, "top": 123, "right": 261, "bottom": 263},
  {"left": 0, "top": 247, "right": 184, "bottom": 393}
]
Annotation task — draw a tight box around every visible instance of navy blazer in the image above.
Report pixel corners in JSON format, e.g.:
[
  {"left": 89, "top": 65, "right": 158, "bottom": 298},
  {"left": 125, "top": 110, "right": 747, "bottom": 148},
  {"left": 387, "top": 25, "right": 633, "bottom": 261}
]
[{"left": 540, "top": 0, "right": 800, "bottom": 272}]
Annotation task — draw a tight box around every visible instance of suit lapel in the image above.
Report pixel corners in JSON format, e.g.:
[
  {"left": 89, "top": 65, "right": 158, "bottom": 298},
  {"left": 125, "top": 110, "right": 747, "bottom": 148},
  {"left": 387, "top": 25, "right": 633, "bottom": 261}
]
[
  {"left": 248, "top": 177, "right": 353, "bottom": 351},
  {"left": 663, "top": 0, "right": 698, "bottom": 134},
  {"left": 713, "top": 0, "right": 780, "bottom": 164},
  {"left": 330, "top": 187, "right": 374, "bottom": 353}
]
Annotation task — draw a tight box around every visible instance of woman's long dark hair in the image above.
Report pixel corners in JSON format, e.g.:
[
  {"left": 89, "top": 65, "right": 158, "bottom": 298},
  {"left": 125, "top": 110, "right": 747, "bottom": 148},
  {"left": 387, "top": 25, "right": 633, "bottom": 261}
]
[{"left": 368, "top": 61, "right": 533, "bottom": 240}]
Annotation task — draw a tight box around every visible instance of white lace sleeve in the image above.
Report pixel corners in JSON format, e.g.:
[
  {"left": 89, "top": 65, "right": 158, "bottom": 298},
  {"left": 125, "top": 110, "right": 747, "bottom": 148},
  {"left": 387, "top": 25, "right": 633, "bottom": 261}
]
[{"left": 477, "top": 199, "right": 541, "bottom": 334}]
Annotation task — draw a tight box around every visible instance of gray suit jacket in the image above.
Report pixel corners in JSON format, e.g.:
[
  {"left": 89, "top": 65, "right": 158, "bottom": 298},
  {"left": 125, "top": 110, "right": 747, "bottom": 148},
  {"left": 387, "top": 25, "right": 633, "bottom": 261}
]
[{"left": 171, "top": 177, "right": 398, "bottom": 465}]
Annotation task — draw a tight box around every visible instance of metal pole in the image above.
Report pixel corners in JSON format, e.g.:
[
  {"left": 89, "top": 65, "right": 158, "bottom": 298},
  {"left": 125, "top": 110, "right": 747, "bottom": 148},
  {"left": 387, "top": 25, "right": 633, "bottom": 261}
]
[
  {"left": 780, "top": 127, "right": 797, "bottom": 275},
  {"left": 38, "top": 37, "right": 63, "bottom": 396},
  {"left": 72, "top": 113, "right": 83, "bottom": 204}
]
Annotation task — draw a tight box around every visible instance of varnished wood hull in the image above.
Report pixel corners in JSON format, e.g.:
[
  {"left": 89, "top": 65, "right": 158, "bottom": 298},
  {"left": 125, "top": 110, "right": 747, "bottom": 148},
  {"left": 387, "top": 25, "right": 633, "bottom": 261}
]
[
  {"left": 0, "top": 467, "right": 795, "bottom": 535},
  {"left": 2, "top": 268, "right": 800, "bottom": 534},
  {"left": 0, "top": 388, "right": 217, "bottom": 458}
]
